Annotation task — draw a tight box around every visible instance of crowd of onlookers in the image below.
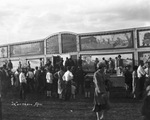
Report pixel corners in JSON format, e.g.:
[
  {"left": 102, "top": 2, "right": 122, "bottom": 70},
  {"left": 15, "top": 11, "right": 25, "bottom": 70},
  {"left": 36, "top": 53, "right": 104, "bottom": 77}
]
[
  {"left": 0, "top": 57, "right": 92, "bottom": 101},
  {"left": 92, "top": 58, "right": 150, "bottom": 120},
  {"left": 123, "top": 60, "right": 150, "bottom": 120},
  {"left": 0, "top": 55, "right": 150, "bottom": 119}
]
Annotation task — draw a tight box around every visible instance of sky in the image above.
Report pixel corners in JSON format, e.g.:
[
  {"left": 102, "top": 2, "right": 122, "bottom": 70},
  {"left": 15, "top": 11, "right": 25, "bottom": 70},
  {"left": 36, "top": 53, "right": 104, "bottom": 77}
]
[{"left": 0, "top": 0, "right": 150, "bottom": 45}]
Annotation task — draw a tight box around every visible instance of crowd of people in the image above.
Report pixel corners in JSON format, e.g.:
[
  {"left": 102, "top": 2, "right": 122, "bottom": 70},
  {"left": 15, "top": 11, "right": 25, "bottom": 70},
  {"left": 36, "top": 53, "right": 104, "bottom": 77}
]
[
  {"left": 0, "top": 57, "right": 90, "bottom": 101},
  {"left": 94, "top": 54, "right": 125, "bottom": 75},
  {"left": 92, "top": 59, "right": 150, "bottom": 120},
  {"left": 0, "top": 55, "right": 150, "bottom": 120}
]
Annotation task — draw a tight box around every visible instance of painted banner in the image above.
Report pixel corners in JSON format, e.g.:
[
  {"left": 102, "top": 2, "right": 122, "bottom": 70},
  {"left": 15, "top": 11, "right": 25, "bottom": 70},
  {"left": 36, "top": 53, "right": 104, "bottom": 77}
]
[
  {"left": 139, "top": 52, "right": 150, "bottom": 63},
  {"left": 29, "top": 59, "right": 41, "bottom": 69},
  {"left": 80, "top": 31, "right": 133, "bottom": 50},
  {"left": 61, "top": 34, "right": 77, "bottom": 53},
  {"left": 81, "top": 53, "right": 133, "bottom": 74},
  {"left": 0, "top": 46, "right": 7, "bottom": 58},
  {"left": 46, "top": 35, "right": 59, "bottom": 54},
  {"left": 10, "top": 41, "right": 44, "bottom": 57},
  {"left": 137, "top": 29, "right": 150, "bottom": 47}
]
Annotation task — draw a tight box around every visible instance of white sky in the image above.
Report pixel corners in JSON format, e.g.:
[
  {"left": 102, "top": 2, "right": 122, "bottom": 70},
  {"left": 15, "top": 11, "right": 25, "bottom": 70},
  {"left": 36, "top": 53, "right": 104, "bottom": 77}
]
[{"left": 0, "top": 0, "right": 150, "bottom": 45}]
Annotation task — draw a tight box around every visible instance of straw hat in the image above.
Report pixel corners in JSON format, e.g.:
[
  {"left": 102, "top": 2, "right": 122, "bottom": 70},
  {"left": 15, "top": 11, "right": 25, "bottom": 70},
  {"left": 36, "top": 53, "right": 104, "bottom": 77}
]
[{"left": 97, "top": 62, "right": 106, "bottom": 69}]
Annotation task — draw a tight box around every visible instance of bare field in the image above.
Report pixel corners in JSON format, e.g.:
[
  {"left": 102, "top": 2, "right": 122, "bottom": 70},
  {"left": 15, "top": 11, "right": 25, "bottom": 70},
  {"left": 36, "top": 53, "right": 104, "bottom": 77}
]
[{"left": 1, "top": 88, "right": 143, "bottom": 120}]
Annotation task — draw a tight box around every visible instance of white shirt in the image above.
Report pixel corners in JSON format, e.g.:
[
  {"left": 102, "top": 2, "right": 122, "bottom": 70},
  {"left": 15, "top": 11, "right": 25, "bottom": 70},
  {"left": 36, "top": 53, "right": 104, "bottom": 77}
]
[
  {"left": 26, "top": 71, "right": 34, "bottom": 79},
  {"left": 15, "top": 71, "right": 19, "bottom": 75},
  {"left": 62, "top": 70, "right": 73, "bottom": 81},
  {"left": 19, "top": 72, "right": 27, "bottom": 83},
  {"left": 46, "top": 72, "right": 53, "bottom": 83},
  {"left": 137, "top": 65, "right": 146, "bottom": 78}
]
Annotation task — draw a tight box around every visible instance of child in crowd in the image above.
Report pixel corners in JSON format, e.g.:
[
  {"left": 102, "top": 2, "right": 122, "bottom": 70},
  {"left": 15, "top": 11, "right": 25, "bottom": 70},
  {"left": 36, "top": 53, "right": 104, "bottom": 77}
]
[
  {"left": 84, "top": 75, "right": 92, "bottom": 98},
  {"left": 46, "top": 69, "right": 53, "bottom": 97},
  {"left": 71, "top": 80, "right": 76, "bottom": 99}
]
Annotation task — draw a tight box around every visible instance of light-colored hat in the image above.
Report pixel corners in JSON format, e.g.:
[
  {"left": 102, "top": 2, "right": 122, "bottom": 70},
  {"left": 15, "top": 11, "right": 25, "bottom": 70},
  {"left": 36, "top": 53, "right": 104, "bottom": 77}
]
[{"left": 97, "top": 62, "right": 106, "bottom": 69}]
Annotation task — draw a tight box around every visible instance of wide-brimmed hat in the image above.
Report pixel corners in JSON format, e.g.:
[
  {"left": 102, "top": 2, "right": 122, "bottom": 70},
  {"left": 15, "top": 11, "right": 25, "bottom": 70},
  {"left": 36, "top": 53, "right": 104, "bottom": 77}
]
[{"left": 97, "top": 62, "right": 106, "bottom": 69}]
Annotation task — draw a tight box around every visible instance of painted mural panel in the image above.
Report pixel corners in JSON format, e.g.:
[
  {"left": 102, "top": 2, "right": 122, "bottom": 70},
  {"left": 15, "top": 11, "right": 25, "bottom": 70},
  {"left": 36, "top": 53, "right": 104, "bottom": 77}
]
[
  {"left": 139, "top": 52, "right": 150, "bottom": 63},
  {"left": 10, "top": 41, "right": 44, "bottom": 57},
  {"left": 46, "top": 35, "right": 59, "bottom": 54},
  {"left": 0, "top": 46, "right": 8, "bottom": 58},
  {"left": 80, "top": 31, "right": 133, "bottom": 50},
  {"left": 61, "top": 34, "right": 77, "bottom": 53},
  {"left": 29, "top": 59, "right": 41, "bottom": 69},
  {"left": 81, "top": 53, "right": 133, "bottom": 75},
  {"left": 137, "top": 29, "right": 150, "bottom": 47}
]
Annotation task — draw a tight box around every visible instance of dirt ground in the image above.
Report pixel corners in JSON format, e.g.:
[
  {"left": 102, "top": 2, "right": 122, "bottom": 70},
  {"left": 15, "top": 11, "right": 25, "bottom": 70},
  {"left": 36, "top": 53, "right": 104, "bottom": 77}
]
[{"left": 1, "top": 87, "right": 144, "bottom": 120}]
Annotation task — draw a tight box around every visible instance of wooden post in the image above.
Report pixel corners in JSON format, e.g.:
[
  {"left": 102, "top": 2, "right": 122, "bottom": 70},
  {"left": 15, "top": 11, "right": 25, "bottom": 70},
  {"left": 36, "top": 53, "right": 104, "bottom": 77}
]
[
  {"left": 0, "top": 70, "right": 2, "bottom": 120},
  {"left": 0, "top": 94, "right": 2, "bottom": 119}
]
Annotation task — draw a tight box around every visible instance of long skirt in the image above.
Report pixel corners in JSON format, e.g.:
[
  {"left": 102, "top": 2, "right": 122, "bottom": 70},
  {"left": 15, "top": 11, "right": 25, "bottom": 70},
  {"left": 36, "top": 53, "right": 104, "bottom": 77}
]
[{"left": 93, "top": 92, "right": 110, "bottom": 112}]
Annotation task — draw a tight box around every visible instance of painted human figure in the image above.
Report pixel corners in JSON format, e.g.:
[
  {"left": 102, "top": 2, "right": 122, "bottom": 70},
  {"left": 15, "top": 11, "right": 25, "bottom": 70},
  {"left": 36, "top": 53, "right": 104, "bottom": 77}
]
[
  {"left": 94, "top": 58, "right": 99, "bottom": 71},
  {"left": 40, "top": 58, "right": 44, "bottom": 68},
  {"left": 114, "top": 57, "right": 118, "bottom": 73},
  {"left": 117, "top": 55, "right": 123, "bottom": 75},
  {"left": 7, "top": 59, "right": 13, "bottom": 71},
  {"left": 108, "top": 57, "right": 114, "bottom": 74}
]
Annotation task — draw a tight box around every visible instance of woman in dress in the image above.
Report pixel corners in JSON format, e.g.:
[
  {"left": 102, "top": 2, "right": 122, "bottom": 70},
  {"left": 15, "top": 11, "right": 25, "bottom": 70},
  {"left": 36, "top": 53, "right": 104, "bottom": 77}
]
[
  {"left": 54, "top": 66, "right": 65, "bottom": 99},
  {"left": 93, "top": 62, "right": 110, "bottom": 120}
]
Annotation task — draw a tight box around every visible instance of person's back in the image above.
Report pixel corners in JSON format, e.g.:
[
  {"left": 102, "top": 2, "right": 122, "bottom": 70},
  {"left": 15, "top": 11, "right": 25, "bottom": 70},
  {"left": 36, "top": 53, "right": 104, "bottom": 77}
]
[
  {"left": 93, "top": 69, "right": 106, "bottom": 94},
  {"left": 141, "top": 85, "right": 150, "bottom": 120},
  {"left": 46, "top": 71, "right": 53, "bottom": 84},
  {"left": 65, "top": 58, "right": 69, "bottom": 68},
  {"left": 46, "top": 70, "right": 53, "bottom": 97},
  {"left": 77, "top": 57, "right": 82, "bottom": 67},
  {"left": 27, "top": 71, "right": 34, "bottom": 79},
  {"left": 35, "top": 67, "right": 40, "bottom": 79},
  {"left": 124, "top": 68, "right": 132, "bottom": 85}
]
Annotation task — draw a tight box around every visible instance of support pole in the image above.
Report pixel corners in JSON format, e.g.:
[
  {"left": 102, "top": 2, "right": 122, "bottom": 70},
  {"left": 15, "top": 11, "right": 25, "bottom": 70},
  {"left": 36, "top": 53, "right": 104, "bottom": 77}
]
[
  {"left": 0, "top": 94, "right": 2, "bottom": 120},
  {"left": 0, "top": 70, "right": 2, "bottom": 120}
]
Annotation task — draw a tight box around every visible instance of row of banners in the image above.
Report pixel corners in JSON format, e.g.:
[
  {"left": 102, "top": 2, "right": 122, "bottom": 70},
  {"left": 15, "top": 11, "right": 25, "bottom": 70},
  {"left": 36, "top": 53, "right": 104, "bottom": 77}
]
[{"left": 0, "top": 29, "right": 150, "bottom": 58}]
